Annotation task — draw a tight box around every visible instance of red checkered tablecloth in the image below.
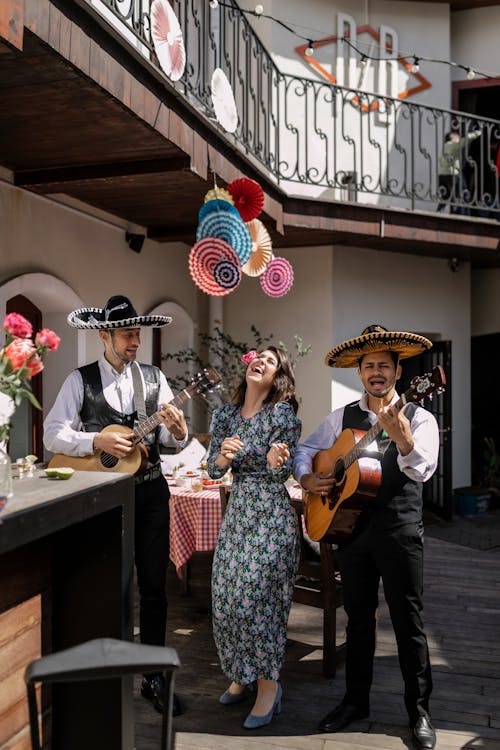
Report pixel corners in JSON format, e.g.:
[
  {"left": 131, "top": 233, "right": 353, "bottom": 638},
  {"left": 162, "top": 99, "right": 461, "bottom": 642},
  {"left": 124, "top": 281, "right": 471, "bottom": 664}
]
[{"left": 168, "top": 481, "right": 303, "bottom": 578}]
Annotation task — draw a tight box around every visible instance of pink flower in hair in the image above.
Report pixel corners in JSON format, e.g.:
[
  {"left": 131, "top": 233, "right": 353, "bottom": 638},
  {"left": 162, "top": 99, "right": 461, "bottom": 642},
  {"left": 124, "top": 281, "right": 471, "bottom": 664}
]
[{"left": 241, "top": 349, "right": 258, "bottom": 366}]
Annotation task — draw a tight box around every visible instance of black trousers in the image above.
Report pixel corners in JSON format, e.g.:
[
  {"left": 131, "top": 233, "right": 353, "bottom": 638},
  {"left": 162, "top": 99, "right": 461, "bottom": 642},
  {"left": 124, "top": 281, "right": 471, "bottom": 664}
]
[
  {"left": 134, "top": 474, "right": 170, "bottom": 648},
  {"left": 337, "top": 522, "right": 432, "bottom": 723}
]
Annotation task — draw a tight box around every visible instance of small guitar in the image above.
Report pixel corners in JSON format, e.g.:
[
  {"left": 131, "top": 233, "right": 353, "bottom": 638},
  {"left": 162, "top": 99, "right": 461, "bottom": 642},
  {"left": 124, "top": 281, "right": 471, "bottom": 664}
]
[
  {"left": 304, "top": 366, "right": 446, "bottom": 543},
  {"left": 48, "top": 367, "right": 221, "bottom": 475}
]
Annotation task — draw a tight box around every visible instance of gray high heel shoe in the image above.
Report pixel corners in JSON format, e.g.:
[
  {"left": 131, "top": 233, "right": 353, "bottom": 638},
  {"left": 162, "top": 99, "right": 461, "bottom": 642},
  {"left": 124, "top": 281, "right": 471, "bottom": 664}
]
[
  {"left": 219, "top": 687, "right": 247, "bottom": 705},
  {"left": 243, "top": 683, "right": 282, "bottom": 729}
]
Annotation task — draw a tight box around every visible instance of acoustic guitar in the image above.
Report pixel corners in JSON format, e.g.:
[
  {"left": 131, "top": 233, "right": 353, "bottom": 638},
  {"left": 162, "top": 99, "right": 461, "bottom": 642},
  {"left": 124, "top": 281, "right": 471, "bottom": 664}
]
[
  {"left": 47, "top": 366, "right": 221, "bottom": 475},
  {"left": 304, "top": 366, "right": 446, "bottom": 543}
]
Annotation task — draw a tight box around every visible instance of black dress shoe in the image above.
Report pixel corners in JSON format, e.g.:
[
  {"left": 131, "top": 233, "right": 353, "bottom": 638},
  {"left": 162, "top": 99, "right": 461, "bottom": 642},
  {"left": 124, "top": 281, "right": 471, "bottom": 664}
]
[
  {"left": 318, "top": 702, "right": 369, "bottom": 733},
  {"left": 141, "top": 675, "right": 184, "bottom": 716},
  {"left": 411, "top": 715, "right": 436, "bottom": 749}
]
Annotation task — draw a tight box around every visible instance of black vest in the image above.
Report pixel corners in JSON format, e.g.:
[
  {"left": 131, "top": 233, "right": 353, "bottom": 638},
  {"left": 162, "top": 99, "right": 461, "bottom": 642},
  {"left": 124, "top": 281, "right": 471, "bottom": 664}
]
[
  {"left": 342, "top": 401, "right": 422, "bottom": 530},
  {"left": 79, "top": 362, "right": 161, "bottom": 466}
]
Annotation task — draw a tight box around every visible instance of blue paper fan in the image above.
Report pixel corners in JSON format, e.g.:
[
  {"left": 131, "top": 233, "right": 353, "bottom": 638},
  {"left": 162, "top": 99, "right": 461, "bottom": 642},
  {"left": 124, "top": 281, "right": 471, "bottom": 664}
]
[
  {"left": 196, "top": 210, "right": 252, "bottom": 265},
  {"left": 198, "top": 199, "right": 239, "bottom": 224}
]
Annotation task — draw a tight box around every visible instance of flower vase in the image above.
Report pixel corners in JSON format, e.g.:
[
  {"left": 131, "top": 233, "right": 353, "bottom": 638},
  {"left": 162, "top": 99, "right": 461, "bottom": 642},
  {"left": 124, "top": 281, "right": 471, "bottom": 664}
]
[{"left": 0, "top": 442, "right": 13, "bottom": 509}]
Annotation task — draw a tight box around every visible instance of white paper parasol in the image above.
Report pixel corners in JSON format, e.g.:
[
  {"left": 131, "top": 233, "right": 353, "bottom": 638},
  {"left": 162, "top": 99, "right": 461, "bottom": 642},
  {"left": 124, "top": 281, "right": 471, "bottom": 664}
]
[
  {"left": 151, "top": 0, "right": 186, "bottom": 82},
  {"left": 211, "top": 68, "right": 238, "bottom": 133}
]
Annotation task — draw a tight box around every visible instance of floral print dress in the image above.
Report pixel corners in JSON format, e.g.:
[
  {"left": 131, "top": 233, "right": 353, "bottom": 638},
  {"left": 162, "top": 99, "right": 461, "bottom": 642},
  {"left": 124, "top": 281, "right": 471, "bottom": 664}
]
[{"left": 207, "top": 401, "right": 302, "bottom": 684}]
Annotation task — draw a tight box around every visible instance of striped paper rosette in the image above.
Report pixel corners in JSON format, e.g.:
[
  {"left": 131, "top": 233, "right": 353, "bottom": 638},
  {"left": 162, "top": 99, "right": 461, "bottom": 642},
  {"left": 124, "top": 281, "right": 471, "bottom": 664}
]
[
  {"left": 204, "top": 187, "right": 234, "bottom": 204},
  {"left": 213, "top": 259, "right": 241, "bottom": 290},
  {"left": 260, "top": 257, "right": 294, "bottom": 297},
  {"left": 188, "top": 237, "right": 241, "bottom": 296},
  {"left": 242, "top": 219, "right": 273, "bottom": 277},
  {"left": 198, "top": 199, "right": 239, "bottom": 224},
  {"left": 196, "top": 210, "right": 252, "bottom": 265}
]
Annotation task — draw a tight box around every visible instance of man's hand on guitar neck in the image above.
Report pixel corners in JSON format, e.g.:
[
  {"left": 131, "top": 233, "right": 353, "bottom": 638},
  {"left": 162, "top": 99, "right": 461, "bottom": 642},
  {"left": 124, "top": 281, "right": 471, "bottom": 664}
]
[
  {"left": 300, "top": 471, "right": 335, "bottom": 496},
  {"left": 93, "top": 430, "right": 134, "bottom": 458},
  {"left": 377, "top": 404, "right": 414, "bottom": 457},
  {"left": 158, "top": 403, "right": 187, "bottom": 442}
]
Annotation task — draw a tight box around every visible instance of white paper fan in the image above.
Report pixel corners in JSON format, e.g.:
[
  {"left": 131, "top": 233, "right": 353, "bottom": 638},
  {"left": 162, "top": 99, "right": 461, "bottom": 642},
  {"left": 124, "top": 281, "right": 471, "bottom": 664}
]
[
  {"left": 151, "top": 0, "right": 186, "bottom": 82},
  {"left": 211, "top": 68, "right": 238, "bottom": 133}
]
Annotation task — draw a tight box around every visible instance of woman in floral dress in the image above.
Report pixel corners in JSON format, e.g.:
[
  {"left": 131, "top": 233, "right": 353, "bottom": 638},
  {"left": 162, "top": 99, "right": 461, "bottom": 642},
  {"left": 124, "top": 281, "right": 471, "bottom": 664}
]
[{"left": 207, "top": 346, "right": 301, "bottom": 729}]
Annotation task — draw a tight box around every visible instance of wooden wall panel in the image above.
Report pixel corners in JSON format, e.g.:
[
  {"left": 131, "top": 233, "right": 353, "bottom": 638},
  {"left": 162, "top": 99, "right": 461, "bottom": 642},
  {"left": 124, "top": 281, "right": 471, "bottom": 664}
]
[{"left": 0, "top": 0, "right": 24, "bottom": 51}]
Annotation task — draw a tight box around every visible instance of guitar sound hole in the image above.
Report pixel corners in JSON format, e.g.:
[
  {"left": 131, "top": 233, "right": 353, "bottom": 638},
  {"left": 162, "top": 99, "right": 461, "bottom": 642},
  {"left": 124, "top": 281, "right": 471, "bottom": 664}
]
[
  {"left": 333, "top": 459, "right": 346, "bottom": 484},
  {"left": 100, "top": 452, "right": 119, "bottom": 469}
]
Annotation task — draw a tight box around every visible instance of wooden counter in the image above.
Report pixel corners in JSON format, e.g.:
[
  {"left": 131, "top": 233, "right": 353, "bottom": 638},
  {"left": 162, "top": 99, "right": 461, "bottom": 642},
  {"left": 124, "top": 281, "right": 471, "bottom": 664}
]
[{"left": 0, "top": 470, "right": 135, "bottom": 750}]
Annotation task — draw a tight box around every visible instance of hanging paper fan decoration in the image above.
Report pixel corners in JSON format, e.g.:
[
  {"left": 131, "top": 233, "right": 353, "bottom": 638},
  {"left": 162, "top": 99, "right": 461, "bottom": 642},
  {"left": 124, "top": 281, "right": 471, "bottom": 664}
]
[
  {"left": 242, "top": 219, "right": 273, "bottom": 277},
  {"left": 151, "top": 0, "right": 186, "bottom": 81},
  {"left": 198, "top": 198, "right": 239, "bottom": 224},
  {"left": 197, "top": 210, "right": 252, "bottom": 265},
  {"left": 211, "top": 68, "right": 238, "bottom": 133},
  {"left": 260, "top": 257, "right": 294, "bottom": 298},
  {"left": 188, "top": 237, "right": 241, "bottom": 296},
  {"left": 213, "top": 259, "right": 241, "bottom": 290},
  {"left": 204, "top": 187, "right": 234, "bottom": 204},
  {"left": 227, "top": 177, "right": 265, "bottom": 222}
]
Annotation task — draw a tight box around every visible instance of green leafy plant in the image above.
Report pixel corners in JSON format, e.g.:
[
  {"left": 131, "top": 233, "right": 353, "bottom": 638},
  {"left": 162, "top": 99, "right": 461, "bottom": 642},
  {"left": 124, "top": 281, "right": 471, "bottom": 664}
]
[
  {"left": 162, "top": 325, "right": 311, "bottom": 412},
  {"left": 482, "top": 437, "right": 500, "bottom": 494}
]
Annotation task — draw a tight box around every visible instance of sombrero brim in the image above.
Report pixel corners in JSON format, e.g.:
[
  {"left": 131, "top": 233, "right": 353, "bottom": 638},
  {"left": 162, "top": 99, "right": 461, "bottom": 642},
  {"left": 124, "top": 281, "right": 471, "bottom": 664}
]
[
  {"left": 325, "top": 331, "right": 432, "bottom": 368},
  {"left": 67, "top": 308, "right": 172, "bottom": 329}
]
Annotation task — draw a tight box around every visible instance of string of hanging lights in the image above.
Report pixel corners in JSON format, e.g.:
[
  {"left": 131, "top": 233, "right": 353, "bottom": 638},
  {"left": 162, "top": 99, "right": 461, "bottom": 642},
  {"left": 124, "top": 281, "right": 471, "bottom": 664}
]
[{"left": 207, "top": 1, "right": 497, "bottom": 80}]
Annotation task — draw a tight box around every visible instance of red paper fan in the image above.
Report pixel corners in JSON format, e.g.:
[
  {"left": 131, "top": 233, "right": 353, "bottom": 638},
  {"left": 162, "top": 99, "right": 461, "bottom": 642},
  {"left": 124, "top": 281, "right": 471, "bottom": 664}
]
[
  {"left": 151, "top": 0, "right": 186, "bottom": 82},
  {"left": 188, "top": 237, "right": 241, "bottom": 297},
  {"left": 227, "top": 177, "right": 265, "bottom": 222},
  {"left": 260, "top": 257, "right": 294, "bottom": 298}
]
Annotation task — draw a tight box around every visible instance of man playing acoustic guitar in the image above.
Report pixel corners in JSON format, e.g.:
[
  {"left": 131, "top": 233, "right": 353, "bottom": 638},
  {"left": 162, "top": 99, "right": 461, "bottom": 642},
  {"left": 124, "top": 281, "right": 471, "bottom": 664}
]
[
  {"left": 43, "top": 295, "right": 188, "bottom": 716},
  {"left": 294, "top": 325, "right": 440, "bottom": 749}
]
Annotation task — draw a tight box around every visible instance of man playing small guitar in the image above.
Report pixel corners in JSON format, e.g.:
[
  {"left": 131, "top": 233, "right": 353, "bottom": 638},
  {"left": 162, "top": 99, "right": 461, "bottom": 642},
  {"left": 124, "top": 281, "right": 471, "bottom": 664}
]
[
  {"left": 43, "top": 295, "right": 187, "bottom": 717},
  {"left": 294, "top": 325, "right": 441, "bottom": 750}
]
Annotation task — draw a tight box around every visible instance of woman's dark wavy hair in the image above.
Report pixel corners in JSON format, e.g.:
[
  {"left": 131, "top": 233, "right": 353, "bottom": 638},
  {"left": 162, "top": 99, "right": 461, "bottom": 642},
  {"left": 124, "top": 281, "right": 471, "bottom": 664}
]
[{"left": 231, "top": 345, "right": 298, "bottom": 414}]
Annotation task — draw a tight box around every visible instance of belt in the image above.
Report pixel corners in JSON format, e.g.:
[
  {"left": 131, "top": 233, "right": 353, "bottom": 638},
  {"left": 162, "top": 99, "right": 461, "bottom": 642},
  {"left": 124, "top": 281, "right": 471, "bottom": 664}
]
[{"left": 134, "top": 464, "right": 162, "bottom": 485}]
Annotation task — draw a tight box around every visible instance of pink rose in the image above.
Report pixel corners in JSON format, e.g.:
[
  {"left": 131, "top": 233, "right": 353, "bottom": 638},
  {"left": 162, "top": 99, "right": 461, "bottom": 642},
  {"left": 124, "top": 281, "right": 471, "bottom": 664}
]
[
  {"left": 241, "top": 349, "right": 258, "bottom": 365},
  {"left": 36, "top": 328, "right": 61, "bottom": 352},
  {"left": 4, "top": 338, "right": 37, "bottom": 373},
  {"left": 26, "top": 353, "right": 44, "bottom": 378},
  {"left": 3, "top": 312, "right": 33, "bottom": 339}
]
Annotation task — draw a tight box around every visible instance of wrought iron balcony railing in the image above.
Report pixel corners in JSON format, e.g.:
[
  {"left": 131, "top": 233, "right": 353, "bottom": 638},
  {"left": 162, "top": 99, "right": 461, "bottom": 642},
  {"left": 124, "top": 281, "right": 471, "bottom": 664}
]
[{"left": 83, "top": 0, "right": 500, "bottom": 217}]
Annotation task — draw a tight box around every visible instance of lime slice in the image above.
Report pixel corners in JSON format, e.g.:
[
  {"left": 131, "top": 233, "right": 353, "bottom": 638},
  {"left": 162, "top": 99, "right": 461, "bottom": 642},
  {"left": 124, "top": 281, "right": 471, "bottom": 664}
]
[
  {"left": 56, "top": 467, "right": 75, "bottom": 480},
  {"left": 44, "top": 468, "right": 59, "bottom": 478}
]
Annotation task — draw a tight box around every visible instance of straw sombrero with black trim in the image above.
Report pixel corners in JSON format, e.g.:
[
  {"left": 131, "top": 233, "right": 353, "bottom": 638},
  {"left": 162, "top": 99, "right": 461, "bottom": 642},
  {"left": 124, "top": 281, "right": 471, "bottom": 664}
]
[
  {"left": 325, "top": 324, "right": 432, "bottom": 368},
  {"left": 67, "top": 295, "right": 172, "bottom": 330}
]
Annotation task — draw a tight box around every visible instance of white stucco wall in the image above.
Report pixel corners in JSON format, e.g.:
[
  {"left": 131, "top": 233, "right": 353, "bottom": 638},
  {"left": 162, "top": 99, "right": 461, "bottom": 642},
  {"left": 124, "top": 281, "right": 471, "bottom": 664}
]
[
  {"left": 0, "top": 180, "right": 199, "bottom": 414},
  {"left": 451, "top": 6, "right": 500, "bottom": 83},
  {"left": 331, "top": 244, "right": 471, "bottom": 489}
]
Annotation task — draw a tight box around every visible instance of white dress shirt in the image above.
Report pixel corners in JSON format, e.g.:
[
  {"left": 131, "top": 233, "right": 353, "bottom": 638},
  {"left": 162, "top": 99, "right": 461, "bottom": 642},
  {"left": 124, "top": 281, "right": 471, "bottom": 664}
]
[
  {"left": 294, "top": 392, "right": 439, "bottom": 485},
  {"left": 43, "top": 356, "right": 187, "bottom": 457}
]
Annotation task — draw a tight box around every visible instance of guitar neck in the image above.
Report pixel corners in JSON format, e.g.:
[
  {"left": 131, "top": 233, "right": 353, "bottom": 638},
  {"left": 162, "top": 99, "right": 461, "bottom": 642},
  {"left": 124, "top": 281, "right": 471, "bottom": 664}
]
[
  {"left": 131, "top": 388, "right": 193, "bottom": 445},
  {"left": 344, "top": 393, "right": 407, "bottom": 468}
]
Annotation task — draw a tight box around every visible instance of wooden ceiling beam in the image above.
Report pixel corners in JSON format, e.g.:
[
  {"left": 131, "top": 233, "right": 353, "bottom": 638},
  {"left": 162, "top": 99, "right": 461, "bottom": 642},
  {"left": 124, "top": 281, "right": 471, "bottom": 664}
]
[
  {"left": 148, "top": 225, "right": 195, "bottom": 244},
  {"left": 14, "top": 155, "right": 191, "bottom": 190}
]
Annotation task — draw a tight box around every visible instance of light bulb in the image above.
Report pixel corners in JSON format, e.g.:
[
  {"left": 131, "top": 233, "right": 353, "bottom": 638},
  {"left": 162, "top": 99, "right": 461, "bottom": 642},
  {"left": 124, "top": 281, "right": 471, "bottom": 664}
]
[
  {"left": 411, "top": 57, "right": 420, "bottom": 74},
  {"left": 209, "top": 0, "right": 218, "bottom": 9},
  {"left": 254, "top": 4, "right": 264, "bottom": 14},
  {"left": 467, "top": 68, "right": 475, "bottom": 80},
  {"left": 305, "top": 41, "right": 314, "bottom": 57}
]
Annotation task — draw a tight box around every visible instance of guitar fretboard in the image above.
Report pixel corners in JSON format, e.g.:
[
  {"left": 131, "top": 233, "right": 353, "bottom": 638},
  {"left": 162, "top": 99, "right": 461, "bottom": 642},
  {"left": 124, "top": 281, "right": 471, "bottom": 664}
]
[
  {"left": 344, "top": 393, "right": 407, "bottom": 469},
  {"left": 131, "top": 387, "right": 196, "bottom": 445}
]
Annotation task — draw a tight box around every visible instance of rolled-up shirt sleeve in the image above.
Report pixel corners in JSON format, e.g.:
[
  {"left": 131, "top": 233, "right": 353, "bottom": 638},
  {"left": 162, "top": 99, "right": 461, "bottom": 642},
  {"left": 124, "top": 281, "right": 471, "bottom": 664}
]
[
  {"left": 43, "top": 371, "right": 96, "bottom": 456},
  {"left": 398, "top": 406, "right": 440, "bottom": 482}
]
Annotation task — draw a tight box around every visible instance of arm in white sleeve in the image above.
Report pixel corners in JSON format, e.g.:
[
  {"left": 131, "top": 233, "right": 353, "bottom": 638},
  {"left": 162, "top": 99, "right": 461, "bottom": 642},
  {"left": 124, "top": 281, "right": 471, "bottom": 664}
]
[
  {"left": 157, "top": 370, "right": 188, "bottom": 448},
  {"left": 293, "top": 409, "right": 344, "bottom": 484},
  {"left": 43, "top": 370, "right": 97, "bottom": 456},
  {"left": 397, "top": 406, "right": 440, "bottom": 482}
]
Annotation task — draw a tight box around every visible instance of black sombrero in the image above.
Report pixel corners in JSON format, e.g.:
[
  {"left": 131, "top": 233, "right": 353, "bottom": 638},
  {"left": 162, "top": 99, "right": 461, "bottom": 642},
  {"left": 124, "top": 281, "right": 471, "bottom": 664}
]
[
  {"left": 67, "top": 295, "right": 172, "bottom": 330},
  {"left": 325, "top": 324, "right": 432, "bottom": 368}
]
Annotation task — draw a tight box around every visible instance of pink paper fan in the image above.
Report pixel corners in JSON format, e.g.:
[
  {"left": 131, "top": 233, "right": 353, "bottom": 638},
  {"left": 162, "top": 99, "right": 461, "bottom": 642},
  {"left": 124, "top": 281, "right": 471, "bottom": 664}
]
[
  {"left": 227, "top": 177, "right": 265, "bottom": 222},
  {"left": 260, "top": 257, "right": 294, "bottom": 298},
  {"left": 151, "top": 0, "right": 186, "bottom": 82},
  {"left": 188, "top": 237, "right": 241, "bottom": 297}
]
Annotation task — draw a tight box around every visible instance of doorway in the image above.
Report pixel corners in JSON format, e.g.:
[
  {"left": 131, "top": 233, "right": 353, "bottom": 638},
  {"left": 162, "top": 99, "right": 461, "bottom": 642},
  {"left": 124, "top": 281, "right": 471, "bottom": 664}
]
[
  {"left": 6, "top": 295, "right": 43, "bottom": 461},
  {"left": 398, "top": 340, "right": 452, "bottom": 520}
]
